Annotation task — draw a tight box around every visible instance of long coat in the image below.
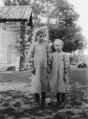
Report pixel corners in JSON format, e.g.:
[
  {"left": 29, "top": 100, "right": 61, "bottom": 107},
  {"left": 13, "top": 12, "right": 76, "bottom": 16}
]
[
  {"left": 49, "top": 51, "right": 70, "bottom": 93},
  {"left": 28, "top": 43, "right": 50, "bottom": 94}
]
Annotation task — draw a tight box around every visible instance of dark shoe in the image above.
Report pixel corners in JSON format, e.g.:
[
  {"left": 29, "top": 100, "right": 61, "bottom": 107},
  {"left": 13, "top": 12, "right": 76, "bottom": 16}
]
[
  {"left": 57, "top": 102, "right": 60, "bottom": 108},
  {"left": 61, "top": 93, "right": 66, "bottom": 103},
  {"left": 41, "top": 92, "right": 46, "bottom": 108},
  {"left": 57, "top": 93, "right": 66, "bottom": 109},
  {"left": 34, "top": 93, "right": 40, "bottom": 105}
]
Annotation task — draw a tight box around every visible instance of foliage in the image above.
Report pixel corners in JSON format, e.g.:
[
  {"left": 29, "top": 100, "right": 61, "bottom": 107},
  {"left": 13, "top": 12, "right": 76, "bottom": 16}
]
[
  {"left": 5, "top": 0, "right": 86, "bottom": 52},
  {"left": 32, "top": 0, "right": 85, "bottom": 52}
]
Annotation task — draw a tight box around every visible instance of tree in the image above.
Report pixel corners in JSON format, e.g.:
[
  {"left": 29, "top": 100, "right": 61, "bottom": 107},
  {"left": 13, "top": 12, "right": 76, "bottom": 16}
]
[
  {"left": 32, "top": 0, "right": 85, "bottom": 52},
  {"left": 5, "top": 0, "right": 85, "bottom": 52}
]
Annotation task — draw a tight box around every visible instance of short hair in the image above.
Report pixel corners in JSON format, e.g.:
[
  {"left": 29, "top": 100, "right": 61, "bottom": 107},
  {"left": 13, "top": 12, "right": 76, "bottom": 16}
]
[
  {"left": 35, "top": 30, "right": 45, "bottom": 38},
  {"left": 54, "top": 39, "right": 64, "bottom": 47}
]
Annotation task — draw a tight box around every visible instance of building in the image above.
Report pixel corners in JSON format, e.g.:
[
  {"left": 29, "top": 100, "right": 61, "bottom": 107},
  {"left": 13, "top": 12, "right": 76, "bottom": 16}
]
[{"left": 0, "top": 6, "right": 32, "bottom": 71}]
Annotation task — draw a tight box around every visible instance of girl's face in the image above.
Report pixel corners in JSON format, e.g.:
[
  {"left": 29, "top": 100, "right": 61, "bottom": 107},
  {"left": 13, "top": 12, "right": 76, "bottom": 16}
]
[
  {"left": 37, "top": 35, "right": 45, "bottom": 43},
  {"left": 54, "top": 42, "right": 62, "bottom": 51}
]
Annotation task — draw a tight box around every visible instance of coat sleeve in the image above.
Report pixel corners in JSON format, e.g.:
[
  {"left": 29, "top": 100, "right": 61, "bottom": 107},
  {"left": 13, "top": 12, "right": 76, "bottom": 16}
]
[
  {"left": 63, "top": 53, "right": 70, "bottom": 84},
  {"left": 49, "top": 53, "right": 53, "bottom": 70},
  {"left": 64, "top": 53, "right": 70, "bottom": 74},
  {"left": 28, "top": 43, "right": 35, "bottom": 61}
]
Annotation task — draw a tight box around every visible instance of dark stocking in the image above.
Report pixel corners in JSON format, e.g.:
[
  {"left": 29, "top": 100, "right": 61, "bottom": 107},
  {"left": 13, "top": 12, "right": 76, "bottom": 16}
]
[
  {"left": 56, "top": 93, "right": 61, "bottom": 107},
  {"left": 61, "top": 93, "right": 66, "bottom": 103},
  {"left": 41, "top": 92, "right": 46, "bottom": 108},
  {"left": 34, "top": 93, "right": 40, "bottom": 105}
]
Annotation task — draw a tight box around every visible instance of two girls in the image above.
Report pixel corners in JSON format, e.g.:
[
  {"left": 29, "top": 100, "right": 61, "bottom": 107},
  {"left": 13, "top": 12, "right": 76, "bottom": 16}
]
[{"left": 28, "top": 30, "right": 70, "bottom": 109}]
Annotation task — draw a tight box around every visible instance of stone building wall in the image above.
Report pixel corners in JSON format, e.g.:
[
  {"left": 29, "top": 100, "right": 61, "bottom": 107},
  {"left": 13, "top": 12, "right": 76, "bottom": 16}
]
[{"left": 0, "top": 23, "right": 20, "bottom": 71}]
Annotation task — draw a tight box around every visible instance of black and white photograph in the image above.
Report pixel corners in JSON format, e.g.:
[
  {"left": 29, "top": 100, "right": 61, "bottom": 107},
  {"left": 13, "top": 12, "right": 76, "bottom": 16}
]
[{"left": 0, "top": 0, "right": 88, "bottom": 119}]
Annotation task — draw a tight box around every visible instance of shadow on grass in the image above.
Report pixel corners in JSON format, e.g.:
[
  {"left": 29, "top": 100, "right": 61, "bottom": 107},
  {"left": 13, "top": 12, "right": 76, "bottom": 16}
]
[
  {"left": 0, "top": 90, "right": 88, "bottom": 119},
  {"left": 0, "top": 90, "right": 59, "bottom": 119}
]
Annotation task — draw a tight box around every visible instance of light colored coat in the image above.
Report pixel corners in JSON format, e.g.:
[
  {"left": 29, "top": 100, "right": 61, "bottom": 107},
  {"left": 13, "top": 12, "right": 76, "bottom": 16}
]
[
  {"left": 50, "top": 51, "right": 70, "bottom": 93},
  {"left": 28, "top": 43, "right": 50, "bottom": 94}
]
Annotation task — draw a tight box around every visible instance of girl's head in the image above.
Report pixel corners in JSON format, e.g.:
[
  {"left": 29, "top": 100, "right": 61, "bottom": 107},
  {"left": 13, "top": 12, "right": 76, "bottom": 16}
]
[
  {"left": 35, "top": 31, "right": 45, "bottom": 43},
  {"left": 54, "top": 39, "right": 64, "bottom": 52}
]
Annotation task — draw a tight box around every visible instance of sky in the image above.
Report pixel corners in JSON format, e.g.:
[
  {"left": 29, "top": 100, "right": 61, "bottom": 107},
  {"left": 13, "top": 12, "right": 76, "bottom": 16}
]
[{"left": 0, "top": 0, "right": 4, "bottom": 6}]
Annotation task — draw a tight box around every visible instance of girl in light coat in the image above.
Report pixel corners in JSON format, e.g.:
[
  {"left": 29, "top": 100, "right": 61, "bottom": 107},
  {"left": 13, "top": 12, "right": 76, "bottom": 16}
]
[
  {"left": 28, "top": 30, "right": 50, "bottom": 108},
  {"left": 50, "top": 39, "right": 70, "bottom": 108}
]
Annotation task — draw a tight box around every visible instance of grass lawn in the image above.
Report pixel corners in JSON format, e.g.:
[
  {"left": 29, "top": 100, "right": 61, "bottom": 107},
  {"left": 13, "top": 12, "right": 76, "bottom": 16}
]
[{"left": 0, "top": 70, "right": 88, "bottom": 119}]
